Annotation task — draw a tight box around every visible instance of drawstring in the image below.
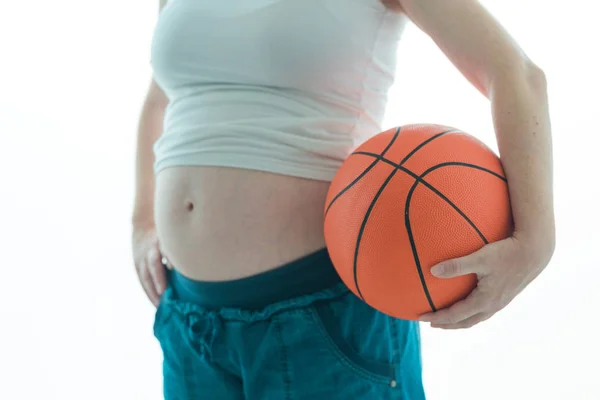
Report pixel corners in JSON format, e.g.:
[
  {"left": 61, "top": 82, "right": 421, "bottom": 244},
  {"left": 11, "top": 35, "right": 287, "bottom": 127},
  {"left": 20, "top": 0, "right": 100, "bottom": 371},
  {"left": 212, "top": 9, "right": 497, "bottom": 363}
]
[{"left": 185, "top": 311, "right": 223, "bottom": 362}]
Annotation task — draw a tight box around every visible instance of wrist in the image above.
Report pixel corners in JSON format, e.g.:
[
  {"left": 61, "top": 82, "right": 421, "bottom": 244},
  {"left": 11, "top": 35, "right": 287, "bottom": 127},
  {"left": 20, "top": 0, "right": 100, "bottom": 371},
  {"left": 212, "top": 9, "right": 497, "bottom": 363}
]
[
  {"left": 513, "top": 223, "right": 556, "bottom": 264},
  {"left": 131, "top": 212, "right": 155, "bottom": 232}
]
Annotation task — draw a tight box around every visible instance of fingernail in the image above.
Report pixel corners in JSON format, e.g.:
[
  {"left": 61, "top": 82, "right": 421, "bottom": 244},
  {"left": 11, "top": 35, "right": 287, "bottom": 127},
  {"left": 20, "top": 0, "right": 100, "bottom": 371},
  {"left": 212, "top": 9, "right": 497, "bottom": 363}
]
[{"left": 431, "top": 264, "right": 444, "bottom": 276}]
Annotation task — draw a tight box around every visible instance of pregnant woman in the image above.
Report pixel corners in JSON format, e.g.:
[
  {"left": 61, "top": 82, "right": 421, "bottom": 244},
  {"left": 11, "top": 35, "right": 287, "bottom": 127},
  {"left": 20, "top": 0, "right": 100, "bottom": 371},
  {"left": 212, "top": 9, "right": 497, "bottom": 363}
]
[{"left": 131, "top": 0, "right": 555, "bottom": 398}]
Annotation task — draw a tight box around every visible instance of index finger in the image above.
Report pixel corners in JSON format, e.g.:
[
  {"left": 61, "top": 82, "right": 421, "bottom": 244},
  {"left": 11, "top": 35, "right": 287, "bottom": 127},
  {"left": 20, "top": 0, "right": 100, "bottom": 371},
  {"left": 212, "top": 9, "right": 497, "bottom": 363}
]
[{"left": 139, "top": 262, "right": 161, "bottom": 307}]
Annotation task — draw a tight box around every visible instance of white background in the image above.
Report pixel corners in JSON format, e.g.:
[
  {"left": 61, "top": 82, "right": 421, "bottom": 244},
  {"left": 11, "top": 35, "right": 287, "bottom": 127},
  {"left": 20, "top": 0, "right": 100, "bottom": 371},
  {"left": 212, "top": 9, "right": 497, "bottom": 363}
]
[{"left": 0, "top": 1, "right": 598, "bottom": 399}]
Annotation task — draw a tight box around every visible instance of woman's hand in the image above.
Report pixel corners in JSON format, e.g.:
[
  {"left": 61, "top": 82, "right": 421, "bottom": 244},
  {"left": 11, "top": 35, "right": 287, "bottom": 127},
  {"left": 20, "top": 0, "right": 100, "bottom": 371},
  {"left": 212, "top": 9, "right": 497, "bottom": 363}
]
[
  {"left": 419, "top": 232, "right": 555, "bottom": 329},
  {"left": 132, "top": 226, "right": 170, "bottom": 307}
]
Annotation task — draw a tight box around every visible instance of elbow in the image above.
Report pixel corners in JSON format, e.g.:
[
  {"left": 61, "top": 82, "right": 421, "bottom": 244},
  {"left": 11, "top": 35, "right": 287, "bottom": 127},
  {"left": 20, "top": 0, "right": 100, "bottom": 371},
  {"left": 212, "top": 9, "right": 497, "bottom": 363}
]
[
  {"left": 490, "top": 57, "right": 548, "bottom": 96},
  {"left": 524, "top": 61, "right": 547, "bottom": 93}
]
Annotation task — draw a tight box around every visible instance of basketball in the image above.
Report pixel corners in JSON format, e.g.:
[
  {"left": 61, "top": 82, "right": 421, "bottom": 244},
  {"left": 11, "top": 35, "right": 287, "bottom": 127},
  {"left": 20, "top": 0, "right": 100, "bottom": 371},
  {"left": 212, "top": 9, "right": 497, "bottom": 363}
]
[{"left": 324, "top": 124, "right": 513, "bottom": 320}]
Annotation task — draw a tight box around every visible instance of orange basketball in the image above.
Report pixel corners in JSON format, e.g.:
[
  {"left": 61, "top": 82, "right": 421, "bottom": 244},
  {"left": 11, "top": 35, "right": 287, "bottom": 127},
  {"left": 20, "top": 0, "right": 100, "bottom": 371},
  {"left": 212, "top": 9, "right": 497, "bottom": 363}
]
[{"left": 324, "top": 124, "right": 513, "bottom": 320}]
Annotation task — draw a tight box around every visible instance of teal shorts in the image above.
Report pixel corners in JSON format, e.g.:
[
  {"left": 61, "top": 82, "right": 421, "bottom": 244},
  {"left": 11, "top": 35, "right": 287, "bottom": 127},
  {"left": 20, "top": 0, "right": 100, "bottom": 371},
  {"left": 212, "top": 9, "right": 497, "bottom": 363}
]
[{"left": 154, "top": 248, "right": 426, "bottom": 399}]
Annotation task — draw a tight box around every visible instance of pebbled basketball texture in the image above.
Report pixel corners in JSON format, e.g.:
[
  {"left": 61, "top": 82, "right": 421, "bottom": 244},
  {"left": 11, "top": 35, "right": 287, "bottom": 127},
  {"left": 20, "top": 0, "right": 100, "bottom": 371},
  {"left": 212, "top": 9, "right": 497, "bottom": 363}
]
[{"left": 324, "top": 124, "right": 513, "bottom": 320}]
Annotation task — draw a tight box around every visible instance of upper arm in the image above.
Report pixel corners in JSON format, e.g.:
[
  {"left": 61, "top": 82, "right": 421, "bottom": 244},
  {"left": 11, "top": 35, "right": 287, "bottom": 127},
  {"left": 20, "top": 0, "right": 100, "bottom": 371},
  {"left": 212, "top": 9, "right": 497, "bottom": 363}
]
[
  {"left": 146, "top": 0, "right": 169, "bottom": 106},
  {"left": 395, "top": 0, "right": 536, "bottom": 96}
]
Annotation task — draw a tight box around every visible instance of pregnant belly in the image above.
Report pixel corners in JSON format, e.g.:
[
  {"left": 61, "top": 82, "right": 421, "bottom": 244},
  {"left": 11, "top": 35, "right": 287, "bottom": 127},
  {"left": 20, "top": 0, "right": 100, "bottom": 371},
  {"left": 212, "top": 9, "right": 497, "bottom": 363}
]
[{"left": 154, "top": 166, "right": 330, "bottom": 281}]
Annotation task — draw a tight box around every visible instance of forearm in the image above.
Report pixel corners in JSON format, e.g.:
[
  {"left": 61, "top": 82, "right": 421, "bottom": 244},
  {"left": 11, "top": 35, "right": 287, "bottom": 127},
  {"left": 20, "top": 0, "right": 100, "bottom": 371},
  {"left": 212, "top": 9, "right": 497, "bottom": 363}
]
[
  {"left": 132, "top": 81, "right": 167, "bottom": 229},
  {"left": 490, "top": 65, "right": 555, "bottom": 247}
]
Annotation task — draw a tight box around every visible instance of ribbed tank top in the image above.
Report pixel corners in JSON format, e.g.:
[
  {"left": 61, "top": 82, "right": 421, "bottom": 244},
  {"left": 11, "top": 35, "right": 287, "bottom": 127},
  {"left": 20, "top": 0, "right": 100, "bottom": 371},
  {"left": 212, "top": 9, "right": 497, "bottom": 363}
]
[{"left": 151, "top": 0, "right": 407, "bottom": 181}]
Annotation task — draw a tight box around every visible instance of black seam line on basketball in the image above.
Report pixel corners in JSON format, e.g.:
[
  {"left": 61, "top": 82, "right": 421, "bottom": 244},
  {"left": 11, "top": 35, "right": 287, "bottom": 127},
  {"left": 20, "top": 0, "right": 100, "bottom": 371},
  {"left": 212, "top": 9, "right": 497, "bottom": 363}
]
[
  {"left": 324, "top": 126, "right": 401, "bottom": 218},
  {"left": 405, "top": 161, "right": 492, "bottom": 312},
  {"left": 399, "top": 129, "right": 460, "bottom": 165},
  {"left": 353, "top": 152, "right": 504, "bottom": 244},
  {"left": 353, "top": 168, "right": 399, "bottom": 301},
  {"left": 354, "top": 152, "right": 507, "bottom": 183},
  {"left": 325, "top": 127, "right": 452, "bottom": 218},
  {"left": 404, "top": 180, "right": 437, "bottom": 312}
]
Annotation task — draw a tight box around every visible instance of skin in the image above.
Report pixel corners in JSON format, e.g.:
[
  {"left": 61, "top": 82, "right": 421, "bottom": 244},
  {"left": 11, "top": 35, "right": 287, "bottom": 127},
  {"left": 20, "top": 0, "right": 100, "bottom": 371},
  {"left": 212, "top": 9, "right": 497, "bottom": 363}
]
[{"left": 132, "top": 0, "right": 555, "bottom": 329}]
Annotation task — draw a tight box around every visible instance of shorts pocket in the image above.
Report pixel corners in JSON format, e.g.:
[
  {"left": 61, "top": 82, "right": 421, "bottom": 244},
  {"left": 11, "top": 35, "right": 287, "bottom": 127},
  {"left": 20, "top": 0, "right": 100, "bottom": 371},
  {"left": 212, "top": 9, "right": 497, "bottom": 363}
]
[{"left": 309, "top": 295, "right": 398, "bottom": 384}]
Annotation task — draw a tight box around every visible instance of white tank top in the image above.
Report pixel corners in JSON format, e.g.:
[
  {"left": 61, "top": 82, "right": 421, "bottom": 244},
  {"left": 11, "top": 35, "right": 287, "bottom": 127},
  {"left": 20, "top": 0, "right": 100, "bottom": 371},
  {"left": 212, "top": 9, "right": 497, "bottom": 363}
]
[{"left": 151, "top": 0, "right": 407, "bottom": 181}]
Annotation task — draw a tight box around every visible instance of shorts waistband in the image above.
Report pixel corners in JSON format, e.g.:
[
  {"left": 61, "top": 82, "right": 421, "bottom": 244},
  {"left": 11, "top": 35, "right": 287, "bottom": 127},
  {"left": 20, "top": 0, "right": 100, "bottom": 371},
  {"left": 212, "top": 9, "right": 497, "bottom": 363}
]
[{"left": 169, "top": 248, "right": 342, "bottom": 310}]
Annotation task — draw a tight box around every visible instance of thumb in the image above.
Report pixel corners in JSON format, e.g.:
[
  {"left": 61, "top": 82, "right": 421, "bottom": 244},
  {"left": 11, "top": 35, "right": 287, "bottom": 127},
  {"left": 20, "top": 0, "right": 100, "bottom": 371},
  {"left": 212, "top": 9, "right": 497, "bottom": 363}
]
[{"left": 430, "top": 249, "right": 486, "bottom": 279}]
